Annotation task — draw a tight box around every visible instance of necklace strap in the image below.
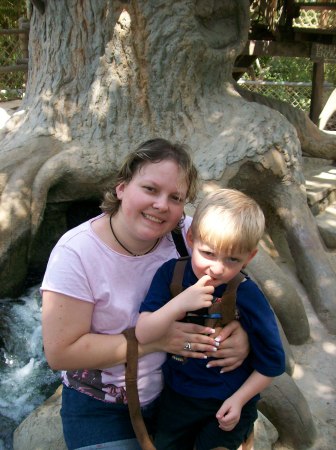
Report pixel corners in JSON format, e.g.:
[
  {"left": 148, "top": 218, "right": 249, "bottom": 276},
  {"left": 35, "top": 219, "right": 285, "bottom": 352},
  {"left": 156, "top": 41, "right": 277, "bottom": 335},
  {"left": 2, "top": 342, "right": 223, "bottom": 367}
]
[{"left": 109, "top": 215, "right": 159, "bottom": 256}]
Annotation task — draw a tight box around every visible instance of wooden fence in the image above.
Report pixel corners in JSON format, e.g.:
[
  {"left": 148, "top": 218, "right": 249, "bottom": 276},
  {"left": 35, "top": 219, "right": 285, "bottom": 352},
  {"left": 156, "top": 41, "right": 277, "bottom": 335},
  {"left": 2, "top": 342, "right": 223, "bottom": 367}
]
[{"left": 0, "top": 18, "right": 29, "bottom": 100}]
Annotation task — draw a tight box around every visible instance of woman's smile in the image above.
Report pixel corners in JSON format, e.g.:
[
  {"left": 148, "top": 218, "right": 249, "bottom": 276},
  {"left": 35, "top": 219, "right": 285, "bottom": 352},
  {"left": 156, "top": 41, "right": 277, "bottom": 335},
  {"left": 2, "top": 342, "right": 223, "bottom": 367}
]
[
  {"left": 114, "top": 159, "right": 188, "bottom": 244},
  {"left": 142, "top": 213, "right": 165, "bottom": 224}
]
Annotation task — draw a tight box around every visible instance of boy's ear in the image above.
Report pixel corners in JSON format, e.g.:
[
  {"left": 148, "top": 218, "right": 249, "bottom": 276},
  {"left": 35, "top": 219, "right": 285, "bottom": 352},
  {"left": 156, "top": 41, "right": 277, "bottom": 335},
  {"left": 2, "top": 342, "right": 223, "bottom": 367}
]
[
  {"left": 186, "top": 227, "right": 194, "bottom": 248},
  {"left": 243, "top": 248, "right": 258, "bottom": 267}
]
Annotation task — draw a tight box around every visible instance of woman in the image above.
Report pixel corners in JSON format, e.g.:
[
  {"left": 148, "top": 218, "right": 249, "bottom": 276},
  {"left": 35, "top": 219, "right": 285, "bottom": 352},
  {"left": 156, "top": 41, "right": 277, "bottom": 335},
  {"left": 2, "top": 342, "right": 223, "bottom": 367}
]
[{"left": 42, "top": 138, "right": 249, "bottom": 450}]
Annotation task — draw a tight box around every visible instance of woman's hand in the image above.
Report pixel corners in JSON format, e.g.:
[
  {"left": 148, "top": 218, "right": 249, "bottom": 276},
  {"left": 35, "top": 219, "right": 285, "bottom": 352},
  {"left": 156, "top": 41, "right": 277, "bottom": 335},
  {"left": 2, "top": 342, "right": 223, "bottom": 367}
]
[
  {"left": 205, "top": 321, "right": 250, "bottom": 372},
  {"left": 154, "top": 321, "right": 220, "bottom": 359},
  {"left": 148, "top": 319, "right": 249, "bottom": 367}
]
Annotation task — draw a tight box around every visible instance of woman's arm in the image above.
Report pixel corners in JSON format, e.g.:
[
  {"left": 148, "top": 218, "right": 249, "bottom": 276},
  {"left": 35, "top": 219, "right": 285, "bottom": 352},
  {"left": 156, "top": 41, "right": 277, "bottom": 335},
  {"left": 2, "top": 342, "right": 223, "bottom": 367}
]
[
  {"left": 42, "top": 291, "right": 160, "bottom": 370},
  {"left": 42, "top": 291, "right": 220, "bottom": 370}
]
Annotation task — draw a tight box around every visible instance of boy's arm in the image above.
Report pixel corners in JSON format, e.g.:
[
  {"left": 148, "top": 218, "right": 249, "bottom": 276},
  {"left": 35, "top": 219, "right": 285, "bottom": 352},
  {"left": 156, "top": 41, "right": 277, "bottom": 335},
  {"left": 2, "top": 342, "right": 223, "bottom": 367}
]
[
  {"left": 216, "top": 371, "right": 272, "bottom": 431},
  {"left": 136, "top": 274, "right": 214, "bottom": 344},
  {"left": 136, "top": 298, "right": 186, "bottom": 344}
]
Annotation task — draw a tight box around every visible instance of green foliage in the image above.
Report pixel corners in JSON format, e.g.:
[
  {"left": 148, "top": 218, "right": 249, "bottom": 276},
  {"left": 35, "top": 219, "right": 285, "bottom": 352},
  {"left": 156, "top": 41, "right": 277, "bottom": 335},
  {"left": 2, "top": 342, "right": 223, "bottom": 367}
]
[
  {"left": 247, "top": 55, "right": 336, "bottom": 85},
  {"left": 325, "top": 63, "right": 336, "bottom": 85},
  {"left": 252, "top": 57, "right": 313, "bottom": 82},
  {"left": 0, "top": 0, "right": 26, "bottom": 28},
  {"left": 242, "top": 56, "right": 336, "bottom": 112}
]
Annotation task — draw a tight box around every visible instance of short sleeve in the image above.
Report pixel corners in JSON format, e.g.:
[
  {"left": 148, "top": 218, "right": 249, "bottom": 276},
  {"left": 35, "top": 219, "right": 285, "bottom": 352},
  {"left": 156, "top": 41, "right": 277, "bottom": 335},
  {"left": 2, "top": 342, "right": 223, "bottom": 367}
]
[
  {"left": 139, "top": 259, "right": 177, "bottom": 313},
  {"left": 41, "top": 244, "right": 94, "bottom": 302},
  {"left": 238, "top": 280, "right": 286, "bottom": 377}
]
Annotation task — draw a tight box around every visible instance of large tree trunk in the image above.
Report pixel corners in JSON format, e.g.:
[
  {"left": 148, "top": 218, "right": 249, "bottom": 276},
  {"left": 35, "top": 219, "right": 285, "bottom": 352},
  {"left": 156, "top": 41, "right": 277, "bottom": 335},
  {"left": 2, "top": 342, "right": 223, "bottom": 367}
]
[
  {"left": 1, "top": 1, "right": 336, "bottom": 330},
  {"left": 4, "top": 0, "right": 336, "bottom": 447},
  {"left": 2, "top": 1, "right": 336, "bottom": 322}
]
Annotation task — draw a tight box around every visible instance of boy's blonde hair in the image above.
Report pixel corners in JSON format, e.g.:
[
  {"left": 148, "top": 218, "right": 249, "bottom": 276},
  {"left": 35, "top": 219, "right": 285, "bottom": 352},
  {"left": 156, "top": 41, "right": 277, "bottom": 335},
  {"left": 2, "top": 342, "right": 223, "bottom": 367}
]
[{"left": 191, "top": 188, "right": 265, "bottom": 254}]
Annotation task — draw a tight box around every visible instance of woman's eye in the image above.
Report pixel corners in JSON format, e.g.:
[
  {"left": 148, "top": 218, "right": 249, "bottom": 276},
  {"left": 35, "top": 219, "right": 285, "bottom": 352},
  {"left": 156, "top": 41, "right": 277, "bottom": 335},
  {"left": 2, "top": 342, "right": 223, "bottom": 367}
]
[
  {"left": 144, "top": 186, "right": 155, "bottom": 192},
  {"left": 171, "top": 195, "right": 183, "bottom": 202}
]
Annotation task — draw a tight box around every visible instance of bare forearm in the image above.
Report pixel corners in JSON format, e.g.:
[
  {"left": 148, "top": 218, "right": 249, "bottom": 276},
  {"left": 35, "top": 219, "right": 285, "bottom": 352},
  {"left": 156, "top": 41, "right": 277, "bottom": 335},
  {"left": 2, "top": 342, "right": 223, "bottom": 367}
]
[
  {"left": 136, "top": 302, "right": 182, "bottom": 344},
  {"left": 44, "top": 330, "right": 158, "bottom": 371},
  {"left": 42, "top": 292, "right": 218, "bottom": 371},
  {"left": 215, "top": 370, "right": 271, "bottom": 431},
  {"left": 42, "top": 291, "right": 160, "bottom": 371},
  {"left": 231, "top": 371, "right": 272, "bottom": 407},
  {"left": 136, "top": 280, "right": 215, "bottom": 344}
]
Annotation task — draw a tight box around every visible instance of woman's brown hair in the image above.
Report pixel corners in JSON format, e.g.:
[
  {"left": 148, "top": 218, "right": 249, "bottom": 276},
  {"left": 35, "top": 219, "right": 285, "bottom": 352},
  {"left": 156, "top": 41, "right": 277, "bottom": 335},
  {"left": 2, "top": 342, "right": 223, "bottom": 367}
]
[{"left": 101, "top": 138, "right": 199, "bottom": 216}]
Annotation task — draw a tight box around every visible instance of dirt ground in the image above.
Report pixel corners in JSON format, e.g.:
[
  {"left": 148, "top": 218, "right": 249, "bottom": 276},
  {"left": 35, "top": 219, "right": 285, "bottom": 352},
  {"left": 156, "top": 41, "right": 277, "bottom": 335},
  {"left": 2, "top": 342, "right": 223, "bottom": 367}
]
[{"left": 273, "top": 255, "right": 336, "bottom": 450}]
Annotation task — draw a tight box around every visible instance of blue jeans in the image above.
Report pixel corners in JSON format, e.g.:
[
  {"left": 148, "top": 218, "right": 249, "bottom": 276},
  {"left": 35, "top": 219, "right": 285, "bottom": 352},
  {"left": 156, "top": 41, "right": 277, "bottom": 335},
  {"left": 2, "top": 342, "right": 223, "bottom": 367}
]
[{"left": 61, "top": 386, "right": 159, "bottom": 450}]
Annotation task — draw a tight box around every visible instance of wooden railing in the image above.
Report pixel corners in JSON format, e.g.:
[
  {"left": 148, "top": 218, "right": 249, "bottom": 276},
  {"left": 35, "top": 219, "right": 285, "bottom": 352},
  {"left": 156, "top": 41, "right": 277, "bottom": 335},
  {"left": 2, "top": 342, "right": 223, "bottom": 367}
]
[{"left": 250, "top": 1, "right": 336, "bottom": 36}]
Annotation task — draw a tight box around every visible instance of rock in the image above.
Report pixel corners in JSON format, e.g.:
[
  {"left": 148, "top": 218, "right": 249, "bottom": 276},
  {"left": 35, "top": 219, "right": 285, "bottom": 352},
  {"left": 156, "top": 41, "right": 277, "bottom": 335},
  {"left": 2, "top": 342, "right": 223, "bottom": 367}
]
[
  {"left": 258, "top": 373, "right": 317, "bottom": 450},
  {"left": 13, "top": 385, "right": 66, "bottom": 450},
  {"left": 254, "top": 412, "right": 278, "bottom": 450}
]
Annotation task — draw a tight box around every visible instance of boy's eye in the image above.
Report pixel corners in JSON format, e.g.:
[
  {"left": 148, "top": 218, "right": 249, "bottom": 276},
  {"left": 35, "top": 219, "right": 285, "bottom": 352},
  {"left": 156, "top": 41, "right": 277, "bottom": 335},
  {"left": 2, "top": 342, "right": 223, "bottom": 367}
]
[
  {"left": 225, "top": 257, "right": 240, "bottom": 263},
  {"left": 201, "top": 250, "right": 215, "bottom": 257}
]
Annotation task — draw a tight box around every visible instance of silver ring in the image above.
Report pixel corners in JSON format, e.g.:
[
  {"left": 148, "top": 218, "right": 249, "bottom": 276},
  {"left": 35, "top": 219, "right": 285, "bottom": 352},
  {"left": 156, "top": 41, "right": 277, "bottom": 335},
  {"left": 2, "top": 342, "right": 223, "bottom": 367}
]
[{"left": 183, "top": 342, "right": 192, "bottom": 351}]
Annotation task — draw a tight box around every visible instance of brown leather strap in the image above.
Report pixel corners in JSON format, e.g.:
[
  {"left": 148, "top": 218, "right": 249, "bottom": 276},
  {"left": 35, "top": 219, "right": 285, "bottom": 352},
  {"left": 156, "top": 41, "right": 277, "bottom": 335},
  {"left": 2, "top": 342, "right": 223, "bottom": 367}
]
[
  {"left": 170, "top": 257, "right": 245, "bottom": 329},
  {"left": 205, "top": 272, "right": 245, "bottom": 328},
  {"left": 124, "top": 265, "right": 244, "bottom": 450},
  {"left": 122, "top": 328, "right": 156, "bottom": 450},
  {"left": 170, "top": 256, "right": 189, "bottom": 298}
]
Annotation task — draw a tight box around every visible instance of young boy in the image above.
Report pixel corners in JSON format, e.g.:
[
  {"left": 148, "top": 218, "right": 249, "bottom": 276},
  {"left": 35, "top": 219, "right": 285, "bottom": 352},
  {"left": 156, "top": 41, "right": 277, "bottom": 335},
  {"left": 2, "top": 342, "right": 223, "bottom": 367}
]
[{"left": 135, "top": 188, "right": 285, "bottom": 450}]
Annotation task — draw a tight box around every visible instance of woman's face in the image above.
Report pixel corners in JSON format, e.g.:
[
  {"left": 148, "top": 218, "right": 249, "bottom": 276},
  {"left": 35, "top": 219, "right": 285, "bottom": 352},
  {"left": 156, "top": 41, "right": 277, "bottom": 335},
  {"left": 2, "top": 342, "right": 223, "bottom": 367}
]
[{"left": 115, "top": 160, "right": 188, "bottom": 242}]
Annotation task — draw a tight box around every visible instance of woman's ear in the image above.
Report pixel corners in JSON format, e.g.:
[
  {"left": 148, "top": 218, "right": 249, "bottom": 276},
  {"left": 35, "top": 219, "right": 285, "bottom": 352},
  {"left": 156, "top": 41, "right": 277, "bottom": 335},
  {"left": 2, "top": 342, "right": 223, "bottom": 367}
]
[
  {"left": 186, "top": 227, "right": 194, "bottom": 248},
  {"left": 115, "top": 182, "right": 125, "bottom": 200}
]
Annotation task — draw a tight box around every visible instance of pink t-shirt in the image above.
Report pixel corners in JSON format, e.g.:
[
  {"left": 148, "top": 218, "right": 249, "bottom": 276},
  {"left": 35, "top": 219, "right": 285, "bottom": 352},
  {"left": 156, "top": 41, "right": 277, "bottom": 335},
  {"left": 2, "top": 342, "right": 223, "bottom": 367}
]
[{"left": 41, "top": 213, "right": 191, "bottom": 405}]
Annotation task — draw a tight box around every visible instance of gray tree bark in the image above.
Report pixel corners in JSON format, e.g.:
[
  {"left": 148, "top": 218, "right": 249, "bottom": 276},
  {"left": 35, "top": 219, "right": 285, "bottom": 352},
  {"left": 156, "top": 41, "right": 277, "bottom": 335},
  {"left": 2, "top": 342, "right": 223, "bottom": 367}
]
[
  {"left": 1, "top": 0, "right": 336, "bottom": 336},
  {"left": 3, "top": 0, "right": 335, "bottom": 447},
  {"left": 4, "top": 0, "right": 334, "bottom": 332}
]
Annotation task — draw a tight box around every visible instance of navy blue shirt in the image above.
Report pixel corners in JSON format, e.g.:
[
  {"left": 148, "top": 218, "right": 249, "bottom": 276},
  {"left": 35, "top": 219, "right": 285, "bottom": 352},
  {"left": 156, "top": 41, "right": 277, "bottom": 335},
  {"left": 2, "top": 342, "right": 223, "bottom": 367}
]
[{"left": 139, "top": 258, "right": 285, "bottom": 403}]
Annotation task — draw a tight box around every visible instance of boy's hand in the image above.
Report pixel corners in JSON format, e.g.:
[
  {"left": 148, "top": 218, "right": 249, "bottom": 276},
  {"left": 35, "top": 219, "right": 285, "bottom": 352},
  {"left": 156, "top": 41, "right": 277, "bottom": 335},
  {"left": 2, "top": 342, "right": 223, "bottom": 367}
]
[
  {"left": 178, "top": 275, "right": 214, "bottom": 313},
  {"left": 216, "top": 397, "right": 242, "bottom": 431}
]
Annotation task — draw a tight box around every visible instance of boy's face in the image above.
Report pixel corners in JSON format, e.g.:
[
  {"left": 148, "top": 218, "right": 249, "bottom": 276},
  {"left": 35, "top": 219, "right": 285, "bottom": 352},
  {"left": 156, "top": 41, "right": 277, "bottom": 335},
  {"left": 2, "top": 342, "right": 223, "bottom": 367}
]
[{"left": 186, "top": 229, "right": 257, "bottom": 287}]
